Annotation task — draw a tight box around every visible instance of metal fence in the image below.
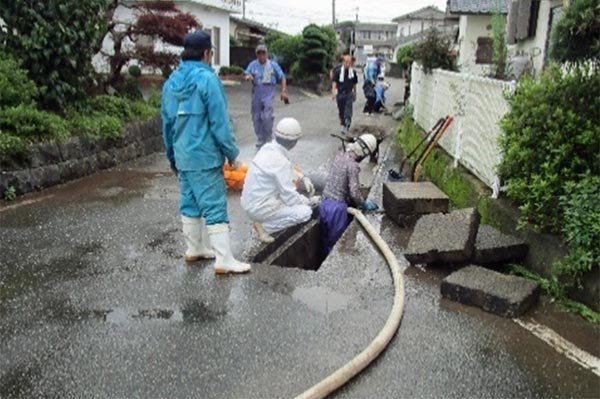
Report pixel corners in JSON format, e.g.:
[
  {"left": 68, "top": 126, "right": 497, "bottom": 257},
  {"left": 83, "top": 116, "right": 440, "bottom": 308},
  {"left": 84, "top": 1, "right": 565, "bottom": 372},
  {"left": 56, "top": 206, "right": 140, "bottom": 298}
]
[{"left": 409, "top": 63, "right": 516, "bottom": 195}]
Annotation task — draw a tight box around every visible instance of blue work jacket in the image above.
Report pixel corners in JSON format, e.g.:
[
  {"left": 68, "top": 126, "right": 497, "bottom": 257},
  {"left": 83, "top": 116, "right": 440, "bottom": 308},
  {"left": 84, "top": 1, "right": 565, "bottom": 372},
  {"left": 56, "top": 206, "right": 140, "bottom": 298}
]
[
  {"left": 244, "top": 59, "right": 285, "bottom": 86},
  {"left": 161, "top": 60, "right": 239, "bottom": 171}
]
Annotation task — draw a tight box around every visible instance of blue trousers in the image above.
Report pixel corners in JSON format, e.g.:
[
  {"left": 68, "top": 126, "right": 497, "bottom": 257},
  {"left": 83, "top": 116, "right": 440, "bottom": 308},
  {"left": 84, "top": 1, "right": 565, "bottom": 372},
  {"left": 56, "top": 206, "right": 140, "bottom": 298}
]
[
  {"left": 319, "top": 198, "right": 350, "bottom": 254},
  {"left": 251, "top": 84, "right": 275, "bottom": 142},
  {"left": 178, "top": 168, "right": 229, "bottom": 225}
]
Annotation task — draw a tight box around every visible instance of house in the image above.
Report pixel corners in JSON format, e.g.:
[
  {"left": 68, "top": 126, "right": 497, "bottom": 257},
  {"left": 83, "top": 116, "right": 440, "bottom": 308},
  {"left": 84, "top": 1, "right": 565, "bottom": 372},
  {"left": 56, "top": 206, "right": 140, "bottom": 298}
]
[
  {"left": 448, "top": 0, "right": 509, "bottom": 76},
  {"left": 392, "top": 5, "right": 459, "bottom": 60},
  {"left": 336, "top": 21, "right": 398, "bottom": 65},
  {"left": 230, "top": 16, "right": 283, "bottom": 48},
  {"left": 93, "top": 0, "right": 242, "bottom": 73},
  {"left": 505, "top": 0, "right": 564, "bottom": 78}
]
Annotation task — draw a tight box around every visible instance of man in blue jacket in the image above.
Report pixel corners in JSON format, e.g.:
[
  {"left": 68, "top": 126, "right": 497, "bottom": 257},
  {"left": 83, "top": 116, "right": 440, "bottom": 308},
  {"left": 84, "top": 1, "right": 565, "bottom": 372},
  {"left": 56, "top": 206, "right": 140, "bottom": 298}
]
[{"left": 162, "top": 31, "right": 250, "bottom": 275}]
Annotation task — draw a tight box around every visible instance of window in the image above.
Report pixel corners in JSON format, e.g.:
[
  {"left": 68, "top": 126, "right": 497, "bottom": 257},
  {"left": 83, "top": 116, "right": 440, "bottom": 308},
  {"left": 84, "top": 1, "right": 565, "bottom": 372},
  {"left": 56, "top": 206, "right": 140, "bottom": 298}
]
[
  {"left": 475, "top": 37, "right": 493, "bottom": 64},
  {"left": 528, "top": 0, "right": 541, "bottom": 37},
  {"left": 212, "top": 26, "right": 221, "bottom": 65}
]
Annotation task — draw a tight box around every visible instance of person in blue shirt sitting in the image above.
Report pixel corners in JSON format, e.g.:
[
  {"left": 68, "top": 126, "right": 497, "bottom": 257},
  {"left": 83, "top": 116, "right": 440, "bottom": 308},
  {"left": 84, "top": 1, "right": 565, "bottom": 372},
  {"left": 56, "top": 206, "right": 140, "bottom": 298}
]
[
  {"left": 374, "top": 80, "right": 390, "bottom": 113},
  {"left": 244, "top": 45, "right": 288, "bottom": 148}
]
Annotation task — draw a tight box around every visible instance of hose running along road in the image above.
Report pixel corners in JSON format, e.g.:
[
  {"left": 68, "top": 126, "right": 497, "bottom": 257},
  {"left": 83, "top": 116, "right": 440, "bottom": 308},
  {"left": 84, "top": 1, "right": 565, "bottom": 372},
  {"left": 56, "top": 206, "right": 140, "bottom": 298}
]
[{"left": 294, "top": 207, "right": 406, "bottom": 399}]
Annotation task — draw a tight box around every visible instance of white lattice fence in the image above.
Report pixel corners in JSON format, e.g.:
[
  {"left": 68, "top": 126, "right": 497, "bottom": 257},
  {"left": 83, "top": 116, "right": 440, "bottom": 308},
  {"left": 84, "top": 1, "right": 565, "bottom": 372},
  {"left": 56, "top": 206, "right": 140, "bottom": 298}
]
[{"left": 409, "top": 64, "right": 516, "bottom": 194}]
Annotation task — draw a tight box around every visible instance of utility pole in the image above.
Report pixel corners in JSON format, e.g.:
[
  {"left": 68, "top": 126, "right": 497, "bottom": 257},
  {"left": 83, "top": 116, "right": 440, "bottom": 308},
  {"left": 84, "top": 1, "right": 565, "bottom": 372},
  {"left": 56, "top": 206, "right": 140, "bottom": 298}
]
[
  {"left": 242, "top": 0, "right": 246, "bottom": 19},
  {"left": 332, "top": 0, "right": 336, "bottom": 27}
]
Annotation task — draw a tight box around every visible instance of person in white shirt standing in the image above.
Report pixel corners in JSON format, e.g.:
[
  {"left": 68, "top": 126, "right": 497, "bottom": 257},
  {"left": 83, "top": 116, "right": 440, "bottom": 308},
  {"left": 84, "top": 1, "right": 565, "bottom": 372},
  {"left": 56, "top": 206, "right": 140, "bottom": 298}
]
[{"left": 241, "top": 118, "right": 320, "bottom": 243}]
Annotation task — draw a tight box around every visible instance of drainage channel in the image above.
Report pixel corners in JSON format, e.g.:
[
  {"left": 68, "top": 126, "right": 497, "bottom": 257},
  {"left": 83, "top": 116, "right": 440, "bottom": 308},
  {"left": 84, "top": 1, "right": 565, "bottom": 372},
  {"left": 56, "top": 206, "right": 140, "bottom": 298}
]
[{"left": 251, "top": 216, "right": 348, "bottom": 271}]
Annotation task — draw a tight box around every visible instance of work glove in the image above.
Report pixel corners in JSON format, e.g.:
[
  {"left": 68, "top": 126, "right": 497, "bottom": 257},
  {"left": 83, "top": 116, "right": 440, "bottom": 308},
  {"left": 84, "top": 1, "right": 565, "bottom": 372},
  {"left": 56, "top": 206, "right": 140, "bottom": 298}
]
[
  {"left": 169, "top": 160, "right": 178, "bottom": 175},
  {"left": 229, "top": 160, "right": 241, "bottom": 171},
  {"left": 302, "top": 177, "right": 315, "bottom": 196},
  {"left": 308, "top": 195, "right": 321, "bottom": 207},
  {"left": 360, "top": 199, "right": 378, "bottom": 212}
]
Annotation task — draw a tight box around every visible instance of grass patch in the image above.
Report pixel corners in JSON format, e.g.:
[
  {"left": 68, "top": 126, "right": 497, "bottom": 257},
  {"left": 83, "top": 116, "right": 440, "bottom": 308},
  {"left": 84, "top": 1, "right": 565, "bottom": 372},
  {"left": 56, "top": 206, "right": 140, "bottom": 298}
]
[
  {"left": 510, "top": 264, "right": 600, "bottom": 324},
  {"left": 396, "top": 116, "right": 499, "bottom": 227}
]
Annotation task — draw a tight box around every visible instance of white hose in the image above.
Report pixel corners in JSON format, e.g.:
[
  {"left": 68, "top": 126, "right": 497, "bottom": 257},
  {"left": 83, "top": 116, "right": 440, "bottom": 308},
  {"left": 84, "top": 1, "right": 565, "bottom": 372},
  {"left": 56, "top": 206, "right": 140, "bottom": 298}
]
[{"left": 294, "top": 207, "right": 406, "bottom": 399}]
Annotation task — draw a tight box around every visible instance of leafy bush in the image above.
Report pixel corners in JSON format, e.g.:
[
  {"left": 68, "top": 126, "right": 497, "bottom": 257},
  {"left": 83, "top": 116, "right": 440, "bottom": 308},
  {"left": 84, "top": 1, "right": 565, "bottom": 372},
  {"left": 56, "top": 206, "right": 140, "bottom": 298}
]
[
  {"left": 550, "top": 0, "right": 600, "bottom": 64},
  {"left": 269, "top": 34, "right": 302, "bottom": 73},
  {"left": 396, "top": 45, "right": 414, "bottom": 72},
  {"left": 0, "top": 53, "right": 40, "bottom": 109},
  {"left": 129, "top": 100, "right": 159, "bottom": 121},
  {"left": 0, "top": 106, "right": 70, "bottom": 141},
  {"left": 498, "top": 65, "right": 600, "bottom": 232},
  {"left": 128, "top": 64, "right": 142, "bottom": 78},
  {"left": 0, "top": 131, "right": 26, "bottom": 157},
  {"left": 0, "top": 0, "right": 109, "bottom": 110},
  {"left": 491, "top": 12, "right": 507, "bottom": 79},
  {"left": 88, "top": 95, "right": 134, "bottom": 121},
  {"left": 147, "top": 91, "right": 162, "bottom": 109},
  {"left": 218, "top": 66, "right": 244, "bottom": 76},
  {"left": 295, "top": 24, "right": 337, "bottom": 78},
  {"left": 69, "top": 113, "right": 123, "bottom": 140},
  {"left": 555, "top": 176, "right": 600, "bottom": 290},
  {"left": 117, "top": 78, "right": 144, "bottom": 101},
  {"left": 413, "top": 28, "right": 456, "bottom": 73}
]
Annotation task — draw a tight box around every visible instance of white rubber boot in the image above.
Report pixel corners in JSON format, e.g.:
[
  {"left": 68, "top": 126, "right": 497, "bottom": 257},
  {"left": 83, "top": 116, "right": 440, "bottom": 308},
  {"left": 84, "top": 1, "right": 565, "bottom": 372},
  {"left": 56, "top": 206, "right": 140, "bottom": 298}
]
[
  {"left": 253, "top": 222, "right": 275, "bottom": 243},
  {"left": 182, "top": 216, "right": 215, "bottom": 263},
  {"left": 207, "top": 224, "right": 251, "bottom": 275}
]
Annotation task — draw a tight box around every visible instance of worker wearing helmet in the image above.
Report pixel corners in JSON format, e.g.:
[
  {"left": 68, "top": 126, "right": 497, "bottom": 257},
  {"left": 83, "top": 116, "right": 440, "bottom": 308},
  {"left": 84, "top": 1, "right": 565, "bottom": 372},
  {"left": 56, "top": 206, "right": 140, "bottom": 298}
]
[
  {"left": 241, "top": 118, "right": 320, "bottom": 243},
  {"left": 319, "top": 134, "right": 379, "bottom": 254}
]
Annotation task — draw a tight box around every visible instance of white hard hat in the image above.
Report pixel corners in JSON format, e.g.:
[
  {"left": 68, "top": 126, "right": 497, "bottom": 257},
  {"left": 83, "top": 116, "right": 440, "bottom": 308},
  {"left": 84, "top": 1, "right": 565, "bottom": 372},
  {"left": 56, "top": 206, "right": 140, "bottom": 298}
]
[
  {"left": 274, "top": 117, "right": 302, "bottom": 141},
  {"left": 350, "top": 133, "right": 377, "bottom": 157}
]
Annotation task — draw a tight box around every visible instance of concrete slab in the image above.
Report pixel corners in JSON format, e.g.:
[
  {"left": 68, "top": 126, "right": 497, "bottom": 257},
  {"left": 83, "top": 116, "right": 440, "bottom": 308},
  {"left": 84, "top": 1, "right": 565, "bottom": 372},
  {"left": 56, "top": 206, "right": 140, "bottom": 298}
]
[
  {"left": 383, "top": 182, "right": 449, "bottom": 226},
  {"left": 473, "top": 225, "right": 528, "bottom": 265},
  {"left": 441, "top": 265, "right": 540, "bottom": 317},
  {"left": 405, "top": 208, "right": 480, "bottom": 264}
]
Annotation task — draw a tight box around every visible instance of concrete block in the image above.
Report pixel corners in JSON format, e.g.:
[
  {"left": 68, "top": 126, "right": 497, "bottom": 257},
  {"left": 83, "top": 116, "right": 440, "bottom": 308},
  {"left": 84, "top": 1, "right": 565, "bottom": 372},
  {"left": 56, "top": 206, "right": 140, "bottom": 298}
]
[
  {"left": 405, "top": 208, "right": 480, "bottom": 264},
  {"left": 441, "top": 265, "right": 540, "bottom": 317},
  {"left": 384, "top": 182, "right": 450, "bottom": 226},
  {"left": 473, "top": 225, "right": 528, "bottom": 265}
]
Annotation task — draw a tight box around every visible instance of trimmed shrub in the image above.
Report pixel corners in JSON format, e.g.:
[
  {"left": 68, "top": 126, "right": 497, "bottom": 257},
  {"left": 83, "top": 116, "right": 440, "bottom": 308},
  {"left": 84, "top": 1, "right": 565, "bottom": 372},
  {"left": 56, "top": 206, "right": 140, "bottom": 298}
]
[
  {"left": 128, "top": 64, "right": 142, "bottom": 78},
  {"left": 269, "top": 34, "right": 302, "bottom": 73},
  {"left": 498, "top": 65, "right": 600, "bottom": 232},
  {"left": 0, "top": 106, "right": 70, "bottom": 141},
  {"left": 295, "top": 24, "right": 337, "bottom": 78},
  {"left": 550, "top": 0, "right": 600, "bottom": 64},
  {"left": 413, "top": 28, "right": 456, "bottom": 73},
  {"left": 0, "top": 131, "right": 26, "bottom": 158},
  {"left": 129, "top": 100, "right": 159, "bottom": 121},
  {"left": 218, "top": 65, "right": 244, "bottom": 76},
  {"left": 68, "top": 113, "right": 123, "bottom": 140},
  {"left": 0, "top": 53, "right": 40, "bottom": 109},
  {"left": 396, "top": 45, "right": 414, "bottom": 72},
  {"left": 88, "top": 95, "right": 134, "bottom": 121}
]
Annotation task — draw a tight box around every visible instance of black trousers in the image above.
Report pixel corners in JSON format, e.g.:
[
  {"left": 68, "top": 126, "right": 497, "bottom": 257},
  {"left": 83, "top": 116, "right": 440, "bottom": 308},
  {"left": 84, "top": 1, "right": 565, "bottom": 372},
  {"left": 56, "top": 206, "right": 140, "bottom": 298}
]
[{"left": 336, "top": 91, "right": 354, "bottom": 128}]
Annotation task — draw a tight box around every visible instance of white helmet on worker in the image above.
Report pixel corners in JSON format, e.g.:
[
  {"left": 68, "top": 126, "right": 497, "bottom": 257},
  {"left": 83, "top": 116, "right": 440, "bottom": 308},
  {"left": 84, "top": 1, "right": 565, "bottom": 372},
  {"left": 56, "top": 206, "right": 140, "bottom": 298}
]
[
  {"left": 348, "top": 133, "right": 377, "bottom": 157},
  {"left": 274, "top": 117, "right": 302, "bottom": 141}
]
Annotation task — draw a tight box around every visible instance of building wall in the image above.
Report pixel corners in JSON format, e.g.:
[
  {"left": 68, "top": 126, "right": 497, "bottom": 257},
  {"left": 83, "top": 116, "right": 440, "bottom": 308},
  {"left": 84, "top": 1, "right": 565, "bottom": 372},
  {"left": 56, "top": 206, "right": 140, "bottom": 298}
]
[
  {"left": 92, "top": 2, "right": 231, "bottom": 75},
  {"left": 396, "top": 19, "right": 445, "bottom": 37},
  {"left": 457, "top": 14, "right": 496, "bottom": 76},
  {"left": 508, "top": 0, "right": 562, "bottom": 77}
]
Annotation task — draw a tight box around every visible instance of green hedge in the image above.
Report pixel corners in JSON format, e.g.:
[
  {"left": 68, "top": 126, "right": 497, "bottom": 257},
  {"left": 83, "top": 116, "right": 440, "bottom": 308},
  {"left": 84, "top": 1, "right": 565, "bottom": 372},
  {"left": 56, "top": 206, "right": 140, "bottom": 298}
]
[
  {"left": 0, "top": 53, "right": 40, "bottom": 109},
  {"left": 218, "top": 65, "right": 244, "bottom": 76},
  {"left": 68, "top": 113, "right": 123, "bottom": 140},
  {"left": 0, "top": 106, "right": 70, "bottom": 141},
  {"left": 0, "top": 131, "right": 26, "bottom": 157},
  {"left": 499, "top": 65, "right": 600, "bottom": 232}
]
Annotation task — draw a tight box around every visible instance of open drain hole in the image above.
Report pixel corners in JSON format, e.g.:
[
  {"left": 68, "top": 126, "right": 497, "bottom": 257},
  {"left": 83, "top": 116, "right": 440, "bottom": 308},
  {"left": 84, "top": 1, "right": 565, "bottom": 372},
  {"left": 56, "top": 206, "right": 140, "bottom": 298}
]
[{"left": 251, "top": 216, "right": 351, "bottom": 271}]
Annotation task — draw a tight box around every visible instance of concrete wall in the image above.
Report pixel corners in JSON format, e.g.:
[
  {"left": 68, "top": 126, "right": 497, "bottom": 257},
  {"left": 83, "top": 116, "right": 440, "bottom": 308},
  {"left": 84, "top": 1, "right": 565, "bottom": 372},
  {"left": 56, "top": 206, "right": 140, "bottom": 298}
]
[
  {"left": 92, "top": 2, "right": 231, "bottom": 75},
  {"left": 396, "top": 19, "right": 445, "bottom": 38},
  {"left": 410, "top": 63, "right": 516, "bottom": 193},
  {"left": 457, "top": 14, "right": 497, "bottom": 76},
  {"left": 0, "top": 119, "right": 162, "bottom": 197},
  {"left": 508, "top": 0, "right": 562, "bottom": 78}
]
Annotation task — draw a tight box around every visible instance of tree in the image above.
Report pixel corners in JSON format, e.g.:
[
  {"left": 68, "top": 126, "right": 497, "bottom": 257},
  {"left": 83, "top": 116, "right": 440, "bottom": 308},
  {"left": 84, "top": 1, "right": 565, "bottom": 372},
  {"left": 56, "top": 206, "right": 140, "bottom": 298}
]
[
  {"left": 97, "top": 1, "right": 200, "bottom": 86},
  {"left": 269, "top": 35, "right": 302, "bottom": 73},
  {"left": 413, "top": 28, "right": 456, "bottom": 73},
  {"left": 295, "top": 24, "right": 337, "bottom": 78},
  {"left": 550, "top": 0, "right": 600, "bottom": 64},
  {"left": 491, "top": 12, "right": 507, "bottom": 79},
  {"left": 396, "top": 45, "right": 415, "bottom": 73},
  {"left": 0, "top": 0, "right": 108, "bottom": 110}
]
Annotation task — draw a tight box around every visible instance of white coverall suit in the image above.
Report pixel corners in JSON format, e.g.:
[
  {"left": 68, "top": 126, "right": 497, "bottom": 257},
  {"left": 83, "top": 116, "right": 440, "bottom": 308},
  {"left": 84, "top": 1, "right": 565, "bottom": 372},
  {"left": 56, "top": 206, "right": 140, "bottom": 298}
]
[{"left": 241, "top": 141, "right": 312, "bottom": 233}]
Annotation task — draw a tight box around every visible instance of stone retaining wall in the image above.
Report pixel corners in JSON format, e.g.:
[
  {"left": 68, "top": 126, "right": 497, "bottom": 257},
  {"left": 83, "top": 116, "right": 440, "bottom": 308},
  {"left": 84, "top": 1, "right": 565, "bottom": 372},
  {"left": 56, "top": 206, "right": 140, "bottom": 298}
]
[{"left": 0, "top": 118, "right": 162, "bottom": 198}]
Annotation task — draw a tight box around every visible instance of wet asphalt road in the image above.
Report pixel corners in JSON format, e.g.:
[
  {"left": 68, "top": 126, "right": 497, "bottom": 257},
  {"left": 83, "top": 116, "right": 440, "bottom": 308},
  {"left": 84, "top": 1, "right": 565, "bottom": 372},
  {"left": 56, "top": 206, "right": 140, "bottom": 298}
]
[{"left": 1, "top": 79, "right": 599, "bottom": 398}]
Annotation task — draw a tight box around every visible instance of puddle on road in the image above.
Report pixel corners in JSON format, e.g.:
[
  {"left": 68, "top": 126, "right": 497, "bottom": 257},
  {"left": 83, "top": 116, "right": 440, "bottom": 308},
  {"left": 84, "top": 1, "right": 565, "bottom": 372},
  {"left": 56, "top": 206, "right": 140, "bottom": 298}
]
[{"left": 292, "top": 286, "right": 351, "bottom": 315}]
